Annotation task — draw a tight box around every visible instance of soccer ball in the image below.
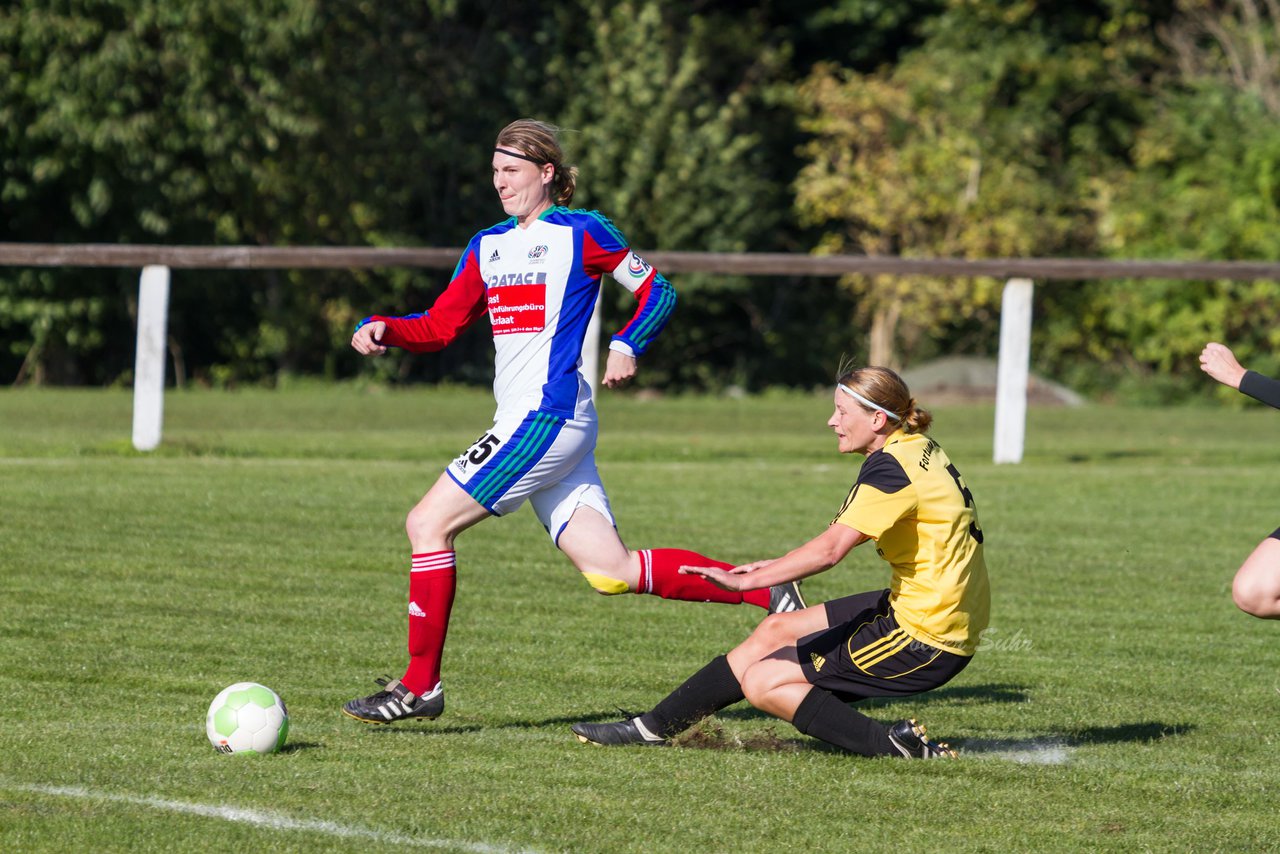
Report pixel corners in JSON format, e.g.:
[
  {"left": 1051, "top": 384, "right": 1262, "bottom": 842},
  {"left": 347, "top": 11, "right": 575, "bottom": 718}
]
[{"left": 206, "top": 682, "right": 289, "bottom": 755}]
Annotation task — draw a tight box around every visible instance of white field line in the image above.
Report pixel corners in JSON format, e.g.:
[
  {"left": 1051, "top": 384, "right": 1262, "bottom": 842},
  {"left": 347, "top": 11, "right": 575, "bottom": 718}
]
[
  {"left": 959, "top": 739, "right": 1074, "bottom": 765},
  {"left": 5, "top": 782, "right": 542, "bottom": 854},
  {"left": 993, "top": 745, "right": 1072, "bottom": 765}
]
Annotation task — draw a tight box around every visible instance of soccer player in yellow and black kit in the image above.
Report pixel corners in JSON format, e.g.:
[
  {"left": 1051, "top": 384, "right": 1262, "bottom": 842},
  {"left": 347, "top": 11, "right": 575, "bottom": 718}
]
[{"left": 571, "top": 366, "right": 990, "bottom": 758}]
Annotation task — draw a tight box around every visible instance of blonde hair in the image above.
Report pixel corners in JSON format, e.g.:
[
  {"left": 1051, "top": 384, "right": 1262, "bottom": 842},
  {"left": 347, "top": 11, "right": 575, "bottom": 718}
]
[
  {"left": 495, "top": 119, "right": 578, "bottom": 205},
  {"left": 837, "top": 365, "right": 932, "bottom": 434}
]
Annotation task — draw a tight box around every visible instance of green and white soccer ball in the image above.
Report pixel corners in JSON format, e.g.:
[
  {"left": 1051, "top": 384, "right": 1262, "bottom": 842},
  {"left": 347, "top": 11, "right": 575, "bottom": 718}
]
[{"left": 206, "top": 682, "right": 289, "bottom": 755}]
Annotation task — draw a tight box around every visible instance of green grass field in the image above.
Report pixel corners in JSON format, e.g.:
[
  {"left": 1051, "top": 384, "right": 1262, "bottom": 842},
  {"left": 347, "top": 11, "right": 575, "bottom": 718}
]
[{"left": 1, "top": 386, "right": 1277, "bottom": 852}]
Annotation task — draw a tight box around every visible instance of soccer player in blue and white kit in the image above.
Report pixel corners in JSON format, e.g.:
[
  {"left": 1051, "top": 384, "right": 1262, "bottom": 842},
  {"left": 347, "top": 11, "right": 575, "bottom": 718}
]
[{"left": 342, "top": 119, "right": 803, "bottom": 724}]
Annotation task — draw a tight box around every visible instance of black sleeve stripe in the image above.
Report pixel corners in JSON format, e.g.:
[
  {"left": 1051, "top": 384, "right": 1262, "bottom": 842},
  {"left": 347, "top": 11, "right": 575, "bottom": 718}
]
[
  {"left": 1240, "top": 370, "right": 1280, "bottom": 410},
  {"left": 855, "top": 451, "right": 911, "bottom": 494},
  {"left": 833, "top": 483, "right": 859, "bottom": 523}
]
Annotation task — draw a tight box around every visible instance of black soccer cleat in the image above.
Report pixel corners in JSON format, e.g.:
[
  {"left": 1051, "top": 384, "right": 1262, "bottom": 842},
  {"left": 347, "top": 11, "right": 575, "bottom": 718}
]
[
  {"left": 768, "top": 579, "right": 806, "bottom": 614},
  {"left": 887, "top": 718, "right": 957, "bottom": 759},
  {"left": 571, "top": 717, "right": 664, "bottom": 746},
  {"left": 342, "top": 676, "right": 444, "bottom": 724}
]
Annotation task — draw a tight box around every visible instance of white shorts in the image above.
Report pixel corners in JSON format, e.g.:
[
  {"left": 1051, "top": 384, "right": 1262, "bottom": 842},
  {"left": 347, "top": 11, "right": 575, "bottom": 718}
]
[{"left": 446, "top": 410, "right": 615, "bottom": 543}]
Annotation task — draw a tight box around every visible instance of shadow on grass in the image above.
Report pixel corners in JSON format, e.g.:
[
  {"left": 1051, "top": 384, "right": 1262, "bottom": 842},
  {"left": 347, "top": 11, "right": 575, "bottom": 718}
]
[
  {"left": 345, "top": 686, "right": 1187, "bottom": 758},
  {"left": 489, "top": 682, "right": 1032, "bottom": 733},
  {"left": 1069, "top": 720, "right": 1195, "bottom": 744},
  {"left": 357, "top": 723, "right": 488, "bottom": 736},
  {"left": 337, "top": 713, "right": 1193, "bottom": 760},
  {"left": 843, "top": 682, "right": 1033, "bottom": 712},
  {"left": 1060, "top": 449, "right": 1164, "bottom": 464},
  {"left": 279, "top": 740, "right": 324, "bottom": 753},
  {"left": 341, "top": 711, "right": 643, "bottom": 736}
]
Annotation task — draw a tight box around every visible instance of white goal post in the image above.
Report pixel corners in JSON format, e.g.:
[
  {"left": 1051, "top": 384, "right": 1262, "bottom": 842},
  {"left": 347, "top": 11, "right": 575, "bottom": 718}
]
[
  {"left": 993, "top": 278, "right": 1034, "bottom": 464},
  {"left": 131, "top": 265, "right": 170, "bottom": 451}
]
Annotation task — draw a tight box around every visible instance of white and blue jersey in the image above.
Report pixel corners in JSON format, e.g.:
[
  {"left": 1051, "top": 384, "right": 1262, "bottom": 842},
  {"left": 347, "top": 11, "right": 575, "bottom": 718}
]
[
  {"left": 361, "top": 206, "right": 675, "bottom": 420},
  {"left": 358, "top": 207, "right": 676, "bottom": 530}
]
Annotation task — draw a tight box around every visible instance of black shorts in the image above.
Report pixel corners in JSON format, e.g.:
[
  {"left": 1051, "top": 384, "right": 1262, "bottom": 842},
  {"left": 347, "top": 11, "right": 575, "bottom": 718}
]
[
  {"left": 1269, "top": 527, "right": 1280, "bottom": 541},
  {"left": 796, "top": 589, "right": 971, "bottom": 703}
]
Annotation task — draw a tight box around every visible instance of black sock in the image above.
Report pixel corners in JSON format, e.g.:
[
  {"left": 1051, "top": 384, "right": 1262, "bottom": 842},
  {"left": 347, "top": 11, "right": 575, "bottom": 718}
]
[
  {"left": 640, "top": 654, "right": 743, "bottom": 738},
  {"left": 791, "top": 688, "right": 894, "bottom": 757}
]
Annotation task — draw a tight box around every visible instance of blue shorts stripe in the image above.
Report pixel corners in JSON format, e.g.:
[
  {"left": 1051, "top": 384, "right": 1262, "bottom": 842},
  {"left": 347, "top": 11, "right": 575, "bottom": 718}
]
[
  {"left": 470, "top": 413, "right": 562, "bottom": 507},
  {"left": 470, "top": 414, "right": 549, "bottom": 506},
  {"left": 474, "top": 414, "right": 558, "bottom": 505}
]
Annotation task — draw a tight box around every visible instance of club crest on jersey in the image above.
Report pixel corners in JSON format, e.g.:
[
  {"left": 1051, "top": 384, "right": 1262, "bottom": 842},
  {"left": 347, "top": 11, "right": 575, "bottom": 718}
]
[
  {"left": 628, "top": 254, "right": 651, "bottom": 276},
  {"left": 528, "top": 244, "right": 549, "bottom": 260}
]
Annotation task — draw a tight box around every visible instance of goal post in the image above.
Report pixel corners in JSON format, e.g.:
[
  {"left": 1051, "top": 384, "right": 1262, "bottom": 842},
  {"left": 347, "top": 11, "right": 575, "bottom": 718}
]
[
  {"left": 131, "top": 265, "right": 170, "bottom": 451},
  {"left": 993, "top": 277, "right": 1034, "bottom": 464}
]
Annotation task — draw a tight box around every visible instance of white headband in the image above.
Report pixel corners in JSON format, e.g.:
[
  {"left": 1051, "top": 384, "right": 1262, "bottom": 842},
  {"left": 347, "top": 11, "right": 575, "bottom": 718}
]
[{"left": 838, "top": 383, "right": 901, "bottom": 421}]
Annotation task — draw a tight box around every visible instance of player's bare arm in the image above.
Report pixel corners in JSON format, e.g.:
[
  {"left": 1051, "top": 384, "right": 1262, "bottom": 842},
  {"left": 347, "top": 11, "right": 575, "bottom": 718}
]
[
  {"left": 730, "top": 559, "right": 776, "bottom": 575},
  {"left": 681, "top": 524, "right": 866, "bottom": 591}
]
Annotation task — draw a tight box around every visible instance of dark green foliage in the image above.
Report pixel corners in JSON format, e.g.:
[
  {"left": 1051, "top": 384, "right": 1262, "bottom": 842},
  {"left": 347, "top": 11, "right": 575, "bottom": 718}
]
[
  {"left": 2, "top": 1, "right": 1277, "bottom": 396},
  {"left": 0, "top": 0, "right": 859, "bottom": 388}
]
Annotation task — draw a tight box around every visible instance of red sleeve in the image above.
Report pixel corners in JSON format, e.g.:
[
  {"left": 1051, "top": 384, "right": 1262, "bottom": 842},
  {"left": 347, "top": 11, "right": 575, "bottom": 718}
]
[{"left": 366, "top": 248, "right": 488, "bottom": 353}]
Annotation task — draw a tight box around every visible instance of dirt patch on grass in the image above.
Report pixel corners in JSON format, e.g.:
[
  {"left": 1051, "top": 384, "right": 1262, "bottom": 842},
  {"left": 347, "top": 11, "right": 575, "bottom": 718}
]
[{"left": 669, "top": 718, "right": 806, "bottom": 752}]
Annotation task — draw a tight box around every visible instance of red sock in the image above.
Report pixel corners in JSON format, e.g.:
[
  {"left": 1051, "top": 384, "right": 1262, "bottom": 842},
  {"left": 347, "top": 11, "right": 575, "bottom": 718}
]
[
  {"left": 400, "top": 551, "right": 456, "bottom": 696},
  {"left": 637, "top": 549, "right": 770, "bottom": 609}
]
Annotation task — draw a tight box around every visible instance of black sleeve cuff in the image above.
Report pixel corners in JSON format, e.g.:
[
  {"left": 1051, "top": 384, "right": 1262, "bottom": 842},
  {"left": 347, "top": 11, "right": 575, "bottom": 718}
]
[{"left": 1240, "top": 370, "right": 1280, "bottom": 410}]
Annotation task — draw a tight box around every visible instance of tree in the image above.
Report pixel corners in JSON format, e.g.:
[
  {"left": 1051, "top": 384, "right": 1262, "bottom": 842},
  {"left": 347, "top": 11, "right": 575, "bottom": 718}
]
[
  {"left": 0, "top": 0, "right": 326, "bottom": 383},
  {"left": 0, "top": 1, "right": 538, "bottom": 385},
  {"left": 1083, "top": 0, "right": 1280, "bottom": 396},
  {"left": 538, "top": 0, "right": 840, "bottom": 388},
  {"left": 793, "top": 0, "right": 1166, "bottom": 368}
]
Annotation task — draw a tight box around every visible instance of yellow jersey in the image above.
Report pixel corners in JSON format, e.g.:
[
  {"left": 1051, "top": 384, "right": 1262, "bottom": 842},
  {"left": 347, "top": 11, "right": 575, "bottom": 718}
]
[{"left": 832, "top": 429, "right": 990, "bottom": 656}]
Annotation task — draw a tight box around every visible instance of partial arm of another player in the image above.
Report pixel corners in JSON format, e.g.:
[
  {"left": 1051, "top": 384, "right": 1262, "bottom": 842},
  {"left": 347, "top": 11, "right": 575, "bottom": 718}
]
[
  {"left": 679, "top": 523, "right": 869, "bottom": 592},
  {"left": 1241, "top": 371, "right": 1280, "bottom": 409},
  {"left": 1200, "top": 342, "right": 1280, "bottom": 409}
]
